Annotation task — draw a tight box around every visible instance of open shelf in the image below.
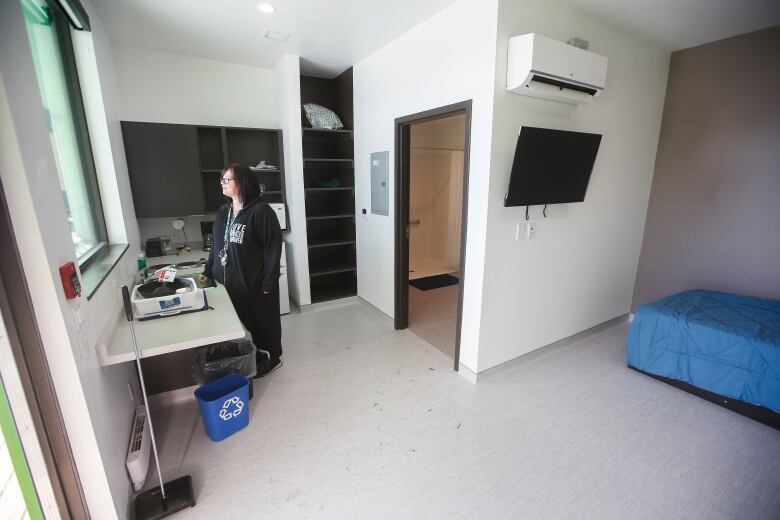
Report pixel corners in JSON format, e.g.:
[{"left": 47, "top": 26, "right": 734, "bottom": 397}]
[
  {"left": 304, "top": 158, "right": 354, "bottom": 166},
  {"left": 197, "top": 127, "right": 224, "bottom": 171},
  {"left": 255, "top": 169, "right": 283, "bottom": 193},
  {"left": 202, "top": 171, "right": 225, "bottom": 213},
  {"left": 306, "top": 218, "right": 355, "bottom": 246},
  {"left": 225, "top": 128, "right": 279, "bottom": 167},
  {"left": 308, "top": 240, "right": 356, "bottom": 249},
  {"left": 310, "top": 271, "right": 357, "bottom": 303},
  {"left": 305, "top": 187, "right": 353, "bottom": 192},
  {"left": 196, "top": 126, "right": 287, "bottom": 213},
  {"left": 306, "top": 214, "right": 354, "bottom": 221},
  {"left": 302, "top": 130, "right": 354, "bottom": 160},
  {"left": 303, "top": 127, "right": 353, "bottom": 134},
  {"left": 309, "top": 264, "right": 356, "bottom": 277},
  {"left": 305, "top": 188, "right": 354, "bottom": 218},
  {"left": 303, "top": 163, "right": 353, "bottom": 189}
]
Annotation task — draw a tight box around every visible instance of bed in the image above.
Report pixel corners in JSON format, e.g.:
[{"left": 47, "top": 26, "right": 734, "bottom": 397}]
[{"left": 626, "top": 289, "right": 780, "bottom": 428}]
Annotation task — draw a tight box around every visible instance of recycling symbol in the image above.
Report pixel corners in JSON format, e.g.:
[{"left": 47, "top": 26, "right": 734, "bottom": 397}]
[{"left": 218, "top": 396, "right": 244, "bottom": 421}]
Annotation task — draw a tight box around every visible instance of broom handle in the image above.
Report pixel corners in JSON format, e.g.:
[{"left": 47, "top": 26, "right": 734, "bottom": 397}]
[{"left": 122, "top": 286, "right": 166, "bottom": 501}]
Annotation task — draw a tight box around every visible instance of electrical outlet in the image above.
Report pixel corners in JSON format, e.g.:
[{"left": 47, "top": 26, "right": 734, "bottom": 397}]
[
  {"left": 515, "top": 223, "right": 525, "bottom": 241},
  {"left": 73, "top": 304, "right": 83, "bottom": 329},
  {"left": 527, "top": 222, "right": 536, "bottom": 239}
]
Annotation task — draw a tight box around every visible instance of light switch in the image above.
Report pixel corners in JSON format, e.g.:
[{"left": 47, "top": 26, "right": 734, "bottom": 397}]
[{"left": 527, "top": 222, "right": 536, "bottom": 239}]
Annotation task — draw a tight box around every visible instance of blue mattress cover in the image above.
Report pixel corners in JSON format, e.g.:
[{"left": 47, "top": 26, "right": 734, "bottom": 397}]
[{"left": 626, "top": 290, "right": 780, "bottom": 413}]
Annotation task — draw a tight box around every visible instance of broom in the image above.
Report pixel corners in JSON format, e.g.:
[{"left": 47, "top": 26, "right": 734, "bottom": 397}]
[{"left": 122, "top": 286, "right": 195, "bottom": 520}]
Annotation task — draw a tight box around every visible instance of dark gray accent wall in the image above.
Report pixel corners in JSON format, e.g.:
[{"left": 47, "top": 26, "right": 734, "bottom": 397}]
[{"left": 632, "top": 26, "right": 780, "bottom": 310}]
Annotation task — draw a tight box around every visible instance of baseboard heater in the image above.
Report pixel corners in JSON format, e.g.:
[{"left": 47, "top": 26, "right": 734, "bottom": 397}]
[{"left": 126, "top": 405, "right": 151, "bottom": 491}]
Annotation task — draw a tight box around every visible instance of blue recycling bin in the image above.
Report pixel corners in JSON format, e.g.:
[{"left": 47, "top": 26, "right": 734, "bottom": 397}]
[{"left": 194, "top": 373, "right": 250, "bottom": 441}]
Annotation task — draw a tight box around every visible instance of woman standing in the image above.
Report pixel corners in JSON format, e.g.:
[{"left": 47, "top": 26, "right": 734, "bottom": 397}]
[{"left": 200, "top": 163, "right": 283, "bottom": 377}]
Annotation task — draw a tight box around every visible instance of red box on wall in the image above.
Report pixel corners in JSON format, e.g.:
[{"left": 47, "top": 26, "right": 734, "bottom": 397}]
[{"left": 59, "top": 262, "right": 81, "bottom": 299}]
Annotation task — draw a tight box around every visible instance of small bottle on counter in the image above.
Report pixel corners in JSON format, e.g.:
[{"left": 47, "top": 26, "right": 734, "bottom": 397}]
[{"left": 137, "top": 252, "right": 147, "bottom": 281}]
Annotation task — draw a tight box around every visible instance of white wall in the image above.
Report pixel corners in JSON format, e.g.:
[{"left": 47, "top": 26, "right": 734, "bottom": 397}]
[
  {"left": 353, "top": 0, "right": 500, "bottom": 371},
  {"left": 274, "top": 55, "right": 311, "bottom": 306},
  {"left": 0, "top": 79, "right": 62, "bottom": 520},
  {"left": 477, "top": 0, "right": 669, "bottom": 370},
  {"left": 113, "top": 45, "right": 278, "bottom": 128},
  {"left": 113, "top": 45, "right": 282, "bottom": 255},
  {"left": 137, "top": 217, "right": 208, "bottom": 249},
  {"left": 1, "top": 0, "right": 144, "bottom": 517}
]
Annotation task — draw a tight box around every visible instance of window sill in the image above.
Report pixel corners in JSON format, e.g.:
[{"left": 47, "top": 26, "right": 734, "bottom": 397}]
[{"left": 81, "top": 244, "right": 129, "bottom": 300}]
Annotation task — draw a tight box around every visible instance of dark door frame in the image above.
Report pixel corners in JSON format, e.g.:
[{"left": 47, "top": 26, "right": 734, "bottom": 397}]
[
  {"left": 0, "top": 177, "right": 88, "bottom": 518},
  {"left": 394, "top": 100, "right": 472, "bottom": 371}
]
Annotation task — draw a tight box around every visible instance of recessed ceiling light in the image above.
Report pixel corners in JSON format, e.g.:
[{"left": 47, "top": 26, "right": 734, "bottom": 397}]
[{"left": 257, "top": 4, "right": 275, "bottom": 13}]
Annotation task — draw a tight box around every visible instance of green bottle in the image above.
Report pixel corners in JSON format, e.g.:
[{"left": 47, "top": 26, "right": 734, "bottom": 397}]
[{"left": 137, "top": 252, "right": 147, "bottom": 280}]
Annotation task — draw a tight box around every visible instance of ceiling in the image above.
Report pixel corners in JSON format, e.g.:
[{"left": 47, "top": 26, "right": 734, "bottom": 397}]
[
  {"left": 91, "top": 0, "right": 459, "bottom": 77},
  {"left": 92, "top": 0, "right": 780, "bottom": 77},
  {"left": 560, "top": 0, "right": 780, "bottom": 51}
]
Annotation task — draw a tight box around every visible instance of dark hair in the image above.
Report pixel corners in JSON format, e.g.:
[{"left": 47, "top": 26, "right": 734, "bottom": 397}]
[{"left": 222, "top": 163, "right": 260, "bottom": 203}]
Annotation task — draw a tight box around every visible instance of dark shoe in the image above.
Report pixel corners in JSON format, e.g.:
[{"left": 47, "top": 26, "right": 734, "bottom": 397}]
[{"left": 254, "top": 357, "right": 282, "bottom": 379}]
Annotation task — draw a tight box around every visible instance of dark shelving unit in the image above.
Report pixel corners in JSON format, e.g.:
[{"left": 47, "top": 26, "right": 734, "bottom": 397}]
[
  {"left": 301, "top": 68, "right": 357, "bottom": 303},
  {"left": 196, "top": 126, "right": 288, "bottom": 214},
  {"left": 309, "top": 271, "right": 357, "bottom": 303},
  {"left": 122, "top": 121, "right": 288, "bottom": 227}
]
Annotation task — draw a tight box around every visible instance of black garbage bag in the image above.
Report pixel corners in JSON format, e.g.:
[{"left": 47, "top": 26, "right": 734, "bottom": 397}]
[{"left": 193, "top": 338, "right": 257, "bottom": 385}]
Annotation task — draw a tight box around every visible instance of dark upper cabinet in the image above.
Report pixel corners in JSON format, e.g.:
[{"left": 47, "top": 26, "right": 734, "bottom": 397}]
[
  {"left": 122, "top": 121, "right": 287, "bottom": 219},
  {"left": 121, "top": 122, "right": 204, "bottom": 218}
]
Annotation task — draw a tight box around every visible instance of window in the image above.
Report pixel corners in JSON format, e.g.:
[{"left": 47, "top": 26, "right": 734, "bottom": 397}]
[{"left": 21, "top": 0, "right": 107, "bottom": 264}]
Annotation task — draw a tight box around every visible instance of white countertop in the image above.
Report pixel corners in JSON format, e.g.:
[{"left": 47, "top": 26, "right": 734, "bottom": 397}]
[{"left": 97, "top": 248, "right": 245, "bottom": 366}]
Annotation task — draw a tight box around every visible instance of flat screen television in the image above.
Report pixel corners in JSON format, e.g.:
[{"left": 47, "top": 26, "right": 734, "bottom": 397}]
[{"left": 504, "top": 126, "right": 602, "bottom": 206}]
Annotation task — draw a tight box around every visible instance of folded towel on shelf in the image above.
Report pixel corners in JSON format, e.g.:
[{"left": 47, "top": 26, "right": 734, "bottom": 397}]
[{"left": 317, "top": 178, "right": 342, "bottom": 188}]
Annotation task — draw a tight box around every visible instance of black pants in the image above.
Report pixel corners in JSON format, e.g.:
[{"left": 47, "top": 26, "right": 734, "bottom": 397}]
[{"left": 226, "top": 280, "right": 282, "bottom": 362}]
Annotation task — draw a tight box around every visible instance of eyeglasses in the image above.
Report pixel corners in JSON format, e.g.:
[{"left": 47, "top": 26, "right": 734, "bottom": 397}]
[{"left": 219, "top": 177, "right": 235, "bottom": 185}]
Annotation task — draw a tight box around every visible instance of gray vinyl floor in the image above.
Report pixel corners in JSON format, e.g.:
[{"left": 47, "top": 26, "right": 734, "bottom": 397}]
[
  {"left": 408, "top": 284, "right": 459, "bottom": 360},
  {"left": 150, "top": 301, "right": 780, "bottom": 520}
]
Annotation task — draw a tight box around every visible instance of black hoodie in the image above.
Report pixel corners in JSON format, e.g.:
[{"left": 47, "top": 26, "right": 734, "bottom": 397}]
[{"left": 202, "top": 197, "right": 282, "bottom": 294}]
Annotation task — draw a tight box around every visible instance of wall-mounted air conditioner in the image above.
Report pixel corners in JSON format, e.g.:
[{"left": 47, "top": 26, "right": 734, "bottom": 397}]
[{"left": 507, "top": 33, "right": 608, "bottom": 104}]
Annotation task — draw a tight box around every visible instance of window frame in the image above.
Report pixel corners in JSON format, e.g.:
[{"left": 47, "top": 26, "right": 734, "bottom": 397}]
[{"left": 42, "top": 0, "right": 108, "bottom": 269}]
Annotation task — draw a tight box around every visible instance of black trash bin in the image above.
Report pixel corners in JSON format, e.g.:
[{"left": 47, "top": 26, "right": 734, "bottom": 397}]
[{"left": 193, "top": 338, "right": 257, "bottom": 399}]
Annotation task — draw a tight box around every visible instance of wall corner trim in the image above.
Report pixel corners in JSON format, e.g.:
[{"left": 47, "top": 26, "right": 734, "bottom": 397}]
[{"left": 458, "top": 363, "right": 478, "bottom": 385}]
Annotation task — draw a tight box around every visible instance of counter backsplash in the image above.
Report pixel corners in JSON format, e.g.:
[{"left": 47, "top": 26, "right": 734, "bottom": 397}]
[{"left": 138, "top": 216, "right": 215, "bottom": 248}]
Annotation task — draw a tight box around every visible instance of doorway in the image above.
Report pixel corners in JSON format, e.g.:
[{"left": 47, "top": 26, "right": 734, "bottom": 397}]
[
  {"left": 0, "top": 178, "right": 88, "bottom": 517},
  {"left": 394, "top": 101, "right": 471, "bottom": 370}
]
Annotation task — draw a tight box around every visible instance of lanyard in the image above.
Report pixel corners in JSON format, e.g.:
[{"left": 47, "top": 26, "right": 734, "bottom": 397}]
[
  {"left": 224, "top": 205, "right": 242, "bottom": 246},
  {"left": 220, "top": 205, "right": 242, "bottom": 267}
]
